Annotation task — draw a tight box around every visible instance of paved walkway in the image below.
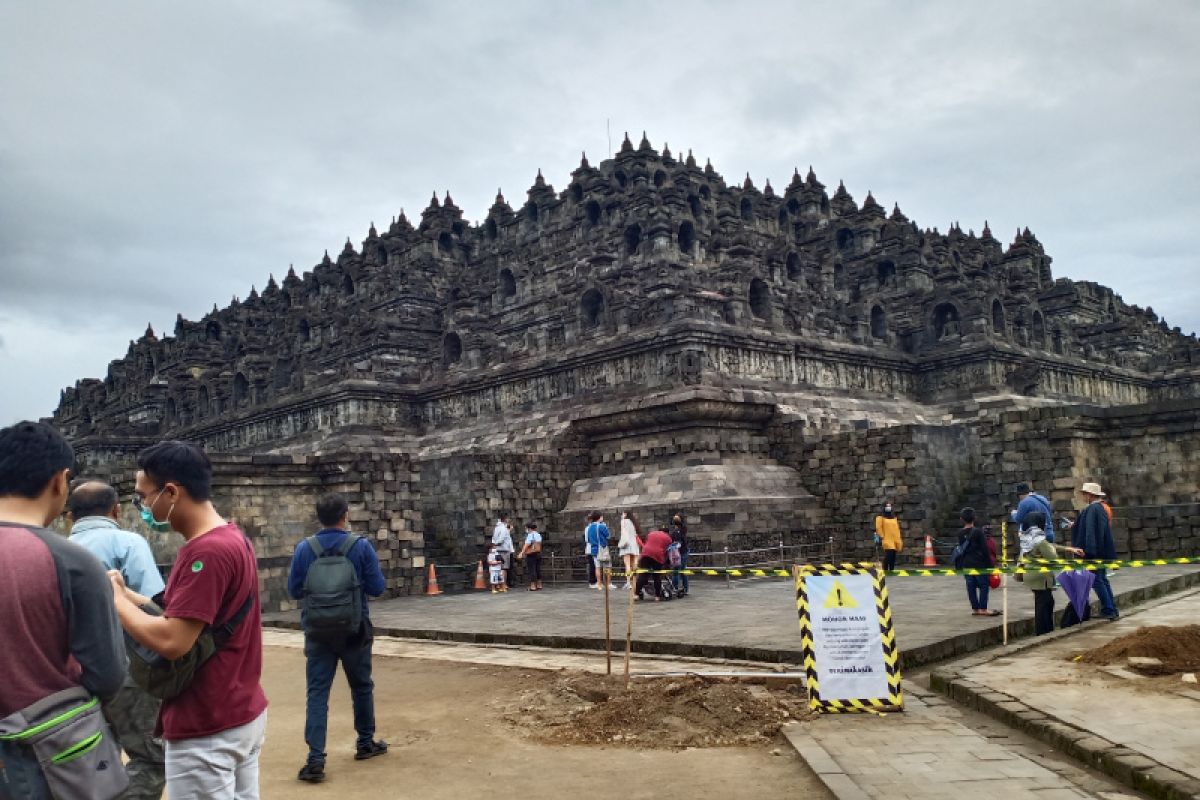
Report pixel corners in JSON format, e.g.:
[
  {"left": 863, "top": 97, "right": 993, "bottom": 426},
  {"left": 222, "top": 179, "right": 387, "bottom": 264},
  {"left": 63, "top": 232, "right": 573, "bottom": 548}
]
[
  {"left": 785, "top": 682, "right": 1146, "bottom": 800},
  {"left": 265, "top": 565, "right": 1200, "bottom": 667},
  {"left": 954, "top": 589, "right": 1200, "bottom": 792}
]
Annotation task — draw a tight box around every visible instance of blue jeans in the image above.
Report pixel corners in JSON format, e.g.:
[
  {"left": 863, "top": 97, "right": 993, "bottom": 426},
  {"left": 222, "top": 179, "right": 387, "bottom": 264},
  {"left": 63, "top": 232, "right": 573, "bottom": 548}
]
[
  {"left": 672, "top": 551, "right": 690, "bottom": 594},
  {"left": 305, "top": 624, "right": 376, "bottom": 764},
  {"left": 1092, "top": 568, "right": 1119, "bottom": 618},
  {"left": 0, "top": 738, "right": 50, "bottom": 799},
  {"left": 964, "top": 574, "right": 990, "bottom": 610}
]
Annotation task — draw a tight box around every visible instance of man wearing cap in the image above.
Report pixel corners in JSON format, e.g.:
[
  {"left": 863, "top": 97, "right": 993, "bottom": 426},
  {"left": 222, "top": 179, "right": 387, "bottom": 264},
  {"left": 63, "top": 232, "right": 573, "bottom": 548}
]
[
  {"left": 1010, "top": 482, "right": 1055, "bottom": 542},
  {"left": 1070, "top": 481, "right": 1119, "bottom": 621}
]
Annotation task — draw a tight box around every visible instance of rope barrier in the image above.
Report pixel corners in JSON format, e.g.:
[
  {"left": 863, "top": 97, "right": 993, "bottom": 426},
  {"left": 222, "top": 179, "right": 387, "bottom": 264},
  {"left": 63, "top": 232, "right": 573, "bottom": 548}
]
[{"left": 619, "top": 555, "right": 1200, "bottom": 579}]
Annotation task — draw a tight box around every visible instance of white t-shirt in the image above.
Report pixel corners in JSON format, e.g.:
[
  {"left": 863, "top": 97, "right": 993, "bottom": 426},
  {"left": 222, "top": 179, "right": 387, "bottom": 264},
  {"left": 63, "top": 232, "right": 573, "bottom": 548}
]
[
  {"left": 492, "top": 522, "right": 514, "bottom": 553},
  {"left": 524, "top": 530, "right": 543, "bottom": 549}
]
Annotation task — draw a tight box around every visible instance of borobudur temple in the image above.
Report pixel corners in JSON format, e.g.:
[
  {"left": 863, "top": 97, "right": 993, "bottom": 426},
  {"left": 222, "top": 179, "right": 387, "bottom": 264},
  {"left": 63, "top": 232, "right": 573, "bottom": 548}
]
[{"left": 51, "top": 133, "right": 1200, "bottom": 609}]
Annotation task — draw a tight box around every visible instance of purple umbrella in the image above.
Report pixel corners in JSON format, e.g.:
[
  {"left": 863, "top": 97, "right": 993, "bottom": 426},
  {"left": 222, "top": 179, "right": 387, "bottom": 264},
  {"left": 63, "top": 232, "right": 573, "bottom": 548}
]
[{"left": 1057, "top": 569, "right": 1095, "bottom": 620}]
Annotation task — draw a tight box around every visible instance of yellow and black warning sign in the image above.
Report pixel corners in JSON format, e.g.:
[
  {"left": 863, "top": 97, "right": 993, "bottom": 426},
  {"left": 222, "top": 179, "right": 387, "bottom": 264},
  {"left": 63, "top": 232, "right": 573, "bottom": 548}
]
[{"left": 795, "top": 563, "right": 903, "bottom": 714}]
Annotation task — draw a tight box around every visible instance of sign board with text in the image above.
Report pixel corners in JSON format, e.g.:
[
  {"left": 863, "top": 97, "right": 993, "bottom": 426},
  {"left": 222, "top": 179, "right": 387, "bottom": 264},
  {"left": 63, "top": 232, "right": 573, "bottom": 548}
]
[{"left": 795, "top": 564, "right": 903, "bottom": 713}]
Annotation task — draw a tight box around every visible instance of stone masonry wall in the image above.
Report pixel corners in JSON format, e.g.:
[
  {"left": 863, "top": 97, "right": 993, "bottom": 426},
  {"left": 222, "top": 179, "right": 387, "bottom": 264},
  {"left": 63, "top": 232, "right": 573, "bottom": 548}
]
[
  {"left": 771, "top": 422, "right": 979, "bottom": 563},
  {"left": 419, "top": 450, "right": 586, "bottom": 566},
  {"left": 970, "top": 399, "right": 1200, "bottom": 558}
]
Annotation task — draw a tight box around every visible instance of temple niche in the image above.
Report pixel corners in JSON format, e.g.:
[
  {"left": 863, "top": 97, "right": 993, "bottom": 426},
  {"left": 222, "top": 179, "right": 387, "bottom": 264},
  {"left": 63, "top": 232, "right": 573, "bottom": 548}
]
[{"left": 52, "top": 133, "right": 1200, "bottom": 600}]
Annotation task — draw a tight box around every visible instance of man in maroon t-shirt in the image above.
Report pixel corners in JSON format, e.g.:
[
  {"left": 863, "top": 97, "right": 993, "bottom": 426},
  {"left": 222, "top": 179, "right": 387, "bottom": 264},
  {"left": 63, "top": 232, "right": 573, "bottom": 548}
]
[{"left": 110, "top": 440, "right": 268, "bottom": 799}]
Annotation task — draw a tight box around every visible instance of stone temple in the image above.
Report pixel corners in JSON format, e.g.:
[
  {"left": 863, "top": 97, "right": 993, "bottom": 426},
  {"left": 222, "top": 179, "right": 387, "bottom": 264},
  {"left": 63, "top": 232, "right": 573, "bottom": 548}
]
[{"left": 52, "top": 133, "right": 1200, "bottom": 610}]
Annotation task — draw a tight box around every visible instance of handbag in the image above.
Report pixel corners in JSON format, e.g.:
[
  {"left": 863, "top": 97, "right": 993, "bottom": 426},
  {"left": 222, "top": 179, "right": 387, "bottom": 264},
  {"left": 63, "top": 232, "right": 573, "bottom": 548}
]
[
  {"left": 0, "top": 687, "right": 129, "bottom": 800},
  {"left": 950, "top": 541, "right": 968, "bottom": 569},
  {"left": 128, "top": 591, "right": 254, "bottom": 700},
  {"left": 988, "top": 573, "right": 1002, "bottom": 590}
]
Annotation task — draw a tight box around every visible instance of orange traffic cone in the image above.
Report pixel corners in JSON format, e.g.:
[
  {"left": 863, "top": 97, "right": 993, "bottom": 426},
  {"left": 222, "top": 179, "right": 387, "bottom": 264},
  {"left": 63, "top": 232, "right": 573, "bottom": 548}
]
[
  {"left": 923, "top": 535, "right": 937, "bottom": 567},
  {"left": 425, "top": 563, "right": 443, "bottom": 596},
  {"left": 473, "top": 560, "right": 488, "bottom": 590}
]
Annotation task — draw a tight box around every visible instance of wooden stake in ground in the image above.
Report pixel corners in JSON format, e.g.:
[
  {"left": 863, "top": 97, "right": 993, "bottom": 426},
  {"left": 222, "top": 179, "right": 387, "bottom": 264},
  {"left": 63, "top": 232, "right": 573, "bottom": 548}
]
[
  {"left": 624, "top": 567, "right": 635, "bottom": 689},
  {"left": 1001, "top": 520, "right": 1009, "bottom": 645},
  {"left": 603, "top": 567, "right": 612, "bottom": 675}
]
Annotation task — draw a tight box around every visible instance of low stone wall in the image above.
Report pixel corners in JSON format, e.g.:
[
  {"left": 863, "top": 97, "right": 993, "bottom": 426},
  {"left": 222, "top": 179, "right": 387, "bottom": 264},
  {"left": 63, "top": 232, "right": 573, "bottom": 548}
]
[
  {"left": 771, "top": 421, "right": 979, "bottom": 560},
  {"left": 970, "top": 399, "right": 1200, "bottom": 559},
  {"left": 419, "top": 450, "right": 586, "bottom": 564}
]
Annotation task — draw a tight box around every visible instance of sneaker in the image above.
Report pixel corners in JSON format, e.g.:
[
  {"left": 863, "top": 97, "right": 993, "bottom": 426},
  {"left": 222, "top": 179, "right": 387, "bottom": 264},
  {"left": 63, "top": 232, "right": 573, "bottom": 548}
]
[
  {"left": 587, "top": 583, "right": 598, "bottom": 590},
  {"left": 355, "top": 740, "right": 389, "bottom": 761},
  {"left": 298, "top": 762, "right": 326, "bottom": 783}
]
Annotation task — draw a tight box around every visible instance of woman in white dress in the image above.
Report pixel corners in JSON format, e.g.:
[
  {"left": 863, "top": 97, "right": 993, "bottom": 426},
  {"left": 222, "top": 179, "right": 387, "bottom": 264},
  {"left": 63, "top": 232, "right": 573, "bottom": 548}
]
[{"left": 618, "top": 510, "right": 642, "bottom": 590}]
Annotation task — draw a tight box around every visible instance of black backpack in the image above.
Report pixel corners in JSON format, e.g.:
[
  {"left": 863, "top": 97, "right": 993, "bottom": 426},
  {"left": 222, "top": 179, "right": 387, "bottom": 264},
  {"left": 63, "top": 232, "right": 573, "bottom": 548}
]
[{"left": 302, "top": 534, "right": 363, "bottom": 638}]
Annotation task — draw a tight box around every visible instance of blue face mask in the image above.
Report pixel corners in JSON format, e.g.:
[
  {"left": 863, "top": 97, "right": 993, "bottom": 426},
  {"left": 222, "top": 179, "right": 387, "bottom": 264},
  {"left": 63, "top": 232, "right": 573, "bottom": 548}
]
[{"left": 138, "top": 489, "right": 174, "bottom": 533}]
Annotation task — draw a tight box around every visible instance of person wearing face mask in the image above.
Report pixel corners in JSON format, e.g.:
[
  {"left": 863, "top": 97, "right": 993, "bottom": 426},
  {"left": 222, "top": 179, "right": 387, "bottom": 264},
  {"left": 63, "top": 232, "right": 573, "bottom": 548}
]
[
  {"left": 874, "top": 502, "right": 903, "bottom": 572},
  {"left": 67, "top": 480, "right": 167, "bottom": 800},
  {"left": 1017, "top": 512, "right": 1083, "bottom": 635},
  {"left": 0, "top": 422, "right": 128, "bottom": 799},
  {"left": 109, "top": 441, "right": 268, "bottom": 800}
]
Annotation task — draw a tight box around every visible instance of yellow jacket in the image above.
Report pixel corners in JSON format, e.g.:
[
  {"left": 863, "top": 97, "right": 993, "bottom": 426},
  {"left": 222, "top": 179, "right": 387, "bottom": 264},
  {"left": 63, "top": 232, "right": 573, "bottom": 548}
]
[{"left": 875, "top": 516, "right": 903, "bottom": 550}]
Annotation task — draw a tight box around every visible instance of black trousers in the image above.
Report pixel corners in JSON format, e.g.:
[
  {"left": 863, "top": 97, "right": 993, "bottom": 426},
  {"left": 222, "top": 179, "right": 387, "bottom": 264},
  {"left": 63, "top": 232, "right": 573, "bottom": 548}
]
[
  {"left": 526, "top": 552, "right": 542, "bottom": 583},
  {"left": 882, "top": 549, "right": 898, "bottom": 571},
  {"left": 1033, "top": 589, "right": 1056, "bottom": 635},
  {"left": 634, "top": 555, "right": 663, "bottom": 598},
  {"left": 585, "top": 553, "right": 596, "bottom": 585}
]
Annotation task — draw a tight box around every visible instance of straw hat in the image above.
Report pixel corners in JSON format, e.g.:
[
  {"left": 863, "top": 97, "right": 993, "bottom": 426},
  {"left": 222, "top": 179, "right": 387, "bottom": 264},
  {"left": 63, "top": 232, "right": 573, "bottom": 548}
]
[{"left": 1080, "top": 481, "right": 1106, "bottom": 497}]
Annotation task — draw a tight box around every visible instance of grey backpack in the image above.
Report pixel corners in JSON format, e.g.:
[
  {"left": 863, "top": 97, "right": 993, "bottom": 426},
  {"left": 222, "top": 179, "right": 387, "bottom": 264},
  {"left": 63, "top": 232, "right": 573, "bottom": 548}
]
[{"left": 302, "top": 534, "right": 363, "bottom": 639}]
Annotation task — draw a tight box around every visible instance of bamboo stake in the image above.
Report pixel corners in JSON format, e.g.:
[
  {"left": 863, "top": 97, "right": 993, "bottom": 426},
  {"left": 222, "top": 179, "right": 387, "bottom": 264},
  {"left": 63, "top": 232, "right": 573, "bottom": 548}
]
[
  {"left": 624, "top": 570, "right": 635, "bottom": 689},
  {"left": 1001, "top": 520, "right": 1009, "bottom": 645},
  {"left": 603, "top": 567, "right": 612, "bottom": 675}
]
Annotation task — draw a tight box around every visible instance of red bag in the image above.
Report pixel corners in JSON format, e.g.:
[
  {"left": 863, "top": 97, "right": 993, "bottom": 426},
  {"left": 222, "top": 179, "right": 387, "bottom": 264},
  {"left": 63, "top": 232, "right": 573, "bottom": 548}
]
[{"left": 988, "top": 573, "right": 1001, "bottom": 590}]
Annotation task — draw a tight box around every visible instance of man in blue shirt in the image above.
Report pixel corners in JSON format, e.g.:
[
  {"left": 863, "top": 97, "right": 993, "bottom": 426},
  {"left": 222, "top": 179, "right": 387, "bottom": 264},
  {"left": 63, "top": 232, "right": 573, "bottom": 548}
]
[
  {"left": 68, "top": 479, "right": 167, "bottom": 800},
  {"left": 586, "top": 511, "right": 612, "bottom": 589},
  {"left": 1010, "top": 482, "right": 1055, "bottom": 542},
  {"left": 287, "top": 493, "right": 388, "bottom": 783}
]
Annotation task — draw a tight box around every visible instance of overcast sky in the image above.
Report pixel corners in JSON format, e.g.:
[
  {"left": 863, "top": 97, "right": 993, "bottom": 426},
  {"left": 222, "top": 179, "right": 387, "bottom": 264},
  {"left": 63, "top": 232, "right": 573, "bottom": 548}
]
[{"left": 2, "top": 1, "right": 1198, "bottom": 425}]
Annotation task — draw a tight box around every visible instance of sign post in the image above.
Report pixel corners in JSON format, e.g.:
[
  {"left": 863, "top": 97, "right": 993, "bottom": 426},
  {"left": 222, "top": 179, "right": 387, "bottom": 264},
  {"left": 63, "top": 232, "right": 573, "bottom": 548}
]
[{"left": 795, "top": 563, "right": 903, "bottom": 713}]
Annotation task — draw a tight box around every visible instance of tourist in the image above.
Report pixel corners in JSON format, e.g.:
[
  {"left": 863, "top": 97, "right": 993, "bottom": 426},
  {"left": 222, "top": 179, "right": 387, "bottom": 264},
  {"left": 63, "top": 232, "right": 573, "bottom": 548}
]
[
  {"left": 635, "top": 527, "right": 673, "bottom": 601},
  {"left": 618, "top": 510, "right": 641, "bottom": 589},
  {"left": 287, "top": 492, "right": 388, "bottom": 783},
  {"left": 1070, "top": 481, "right": 1119, "bottom": 621},
  {"left": 0, "top": 422, "right": 128, "bottom": 799},
  {"left": 488, "top": 543, "right": 505, "bottom": 593},
  {"left": 582, "top": 513, "right": 597, "bottom": 588},
  {"left": 668, "top": 513, "right": 690, "bottom": 597},
  {"left": 491, "top": 514, "right": 514, "bottom": 589},
  {"left": 109, "top": 440, "right": 268, "bottom": 799},
  {"left": 874, "top": 502, "right": 903, "bottom": 571},
  {"left": 585, "top": 511, "right": 612, "bottom": 589},
  {"left": 67, "top": 479, "right": 167, "bottom": 798},
  {"left": 516, "top": 521, "right": 543, "bottom": 591},
  {"left": 1017, "top": 512, "right": 1083, "bottom": 635},
  {"left": 955, "top": 507, "right": 999, "bottom": 616},
  {"left": 1009, "top": 482, "right": 1055, "bottom": 542}
]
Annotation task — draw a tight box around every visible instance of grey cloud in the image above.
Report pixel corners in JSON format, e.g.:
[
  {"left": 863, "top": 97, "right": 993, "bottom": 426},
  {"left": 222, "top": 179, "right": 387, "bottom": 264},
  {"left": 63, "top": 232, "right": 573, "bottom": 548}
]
[{"left": 1, "top": 0, "right": 1198, "bottom": 424}]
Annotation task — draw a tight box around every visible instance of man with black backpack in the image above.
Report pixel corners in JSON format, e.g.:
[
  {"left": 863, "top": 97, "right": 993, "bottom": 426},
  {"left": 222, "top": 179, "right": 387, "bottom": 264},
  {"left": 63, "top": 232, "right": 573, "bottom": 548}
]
[{"left": 287, "top": 492, "right": 388, "bottom": 783}]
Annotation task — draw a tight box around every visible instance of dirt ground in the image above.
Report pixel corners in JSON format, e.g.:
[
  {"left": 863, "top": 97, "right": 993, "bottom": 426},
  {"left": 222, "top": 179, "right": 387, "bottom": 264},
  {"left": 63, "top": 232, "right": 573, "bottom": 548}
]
[
  {"left": 1075, "top": 624, "right": 1200, "bottom": 673},
  {"left": 258, "top": 644, "right": 830, "bottom": 799},
  {"left": 502, "top": 673, "right": 812, "bottom": 748}
]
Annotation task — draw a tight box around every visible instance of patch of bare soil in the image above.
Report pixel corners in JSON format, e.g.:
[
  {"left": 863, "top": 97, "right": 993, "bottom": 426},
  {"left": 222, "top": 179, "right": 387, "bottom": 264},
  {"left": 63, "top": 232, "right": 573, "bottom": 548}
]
[
  {"left": 1075, "top": 624, "right": 1200, "bottom": 674},
  {"left": 502, "top": 673, "right": 813, "bottom": 749}
]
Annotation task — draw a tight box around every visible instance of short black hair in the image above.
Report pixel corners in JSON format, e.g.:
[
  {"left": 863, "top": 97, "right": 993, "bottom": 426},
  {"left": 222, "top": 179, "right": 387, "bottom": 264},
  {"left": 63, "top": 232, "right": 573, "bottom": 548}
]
[
  {"left": 526, "top": 522, "right": 537, "bottom": 530},
  {"left": 316, "top": 493, "right": 349, "bottom": 527},
  {"left": 589, "top": 511, "right": 601, "bottom": 522},
  {"left": 137, "top": 440, "right": 212, "bottom": 501},
  {"left": 1025, "top": 511, "right": 1046, "bottom": 529},
  {"left": 960, "top": 507, "right": 976, "bottom": 524},
  {"left": 68, "top": 481, "right": 119, "bottom": 519},
  {"left": 0, "top": 421, "right": 74, "bottom": 499},
  {"left": 1016, "top": 482, "right": 1031, "bottom": 495}
]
